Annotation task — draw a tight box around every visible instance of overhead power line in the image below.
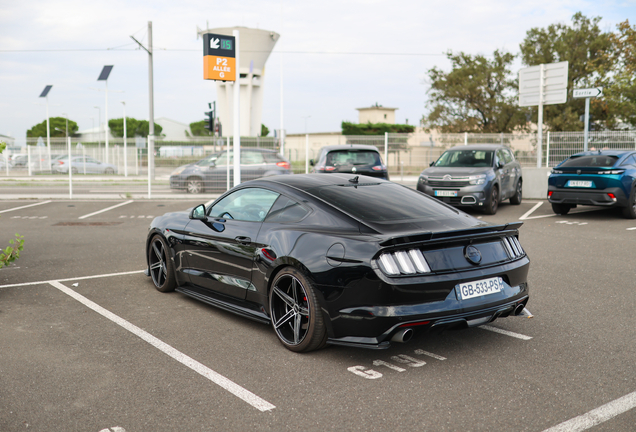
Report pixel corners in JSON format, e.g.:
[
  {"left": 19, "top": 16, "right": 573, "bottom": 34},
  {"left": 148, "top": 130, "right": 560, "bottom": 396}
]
[{"left": 0, "top": 48, "right": 446, "bottom": 56}]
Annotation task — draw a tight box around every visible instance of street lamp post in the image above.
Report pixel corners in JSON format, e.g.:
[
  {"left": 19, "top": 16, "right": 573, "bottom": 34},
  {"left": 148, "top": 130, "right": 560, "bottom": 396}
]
[{"left": 94, "top": 106, "right": 101, "bottom": 156}]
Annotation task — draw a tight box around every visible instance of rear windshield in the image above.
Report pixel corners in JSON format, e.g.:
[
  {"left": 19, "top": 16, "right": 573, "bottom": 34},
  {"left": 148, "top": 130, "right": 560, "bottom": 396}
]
[
  {"left": 326, "top": 150, "right": 381, "bottom": 166},
  {"left": 561, "top": 155, "right": 619, "bottom": 168},
  {"left": 309, "top": 182, "right": 459, "bottom": 222},
  {"left": 434, "top": 150, "right": 494, "bottom": 167}
]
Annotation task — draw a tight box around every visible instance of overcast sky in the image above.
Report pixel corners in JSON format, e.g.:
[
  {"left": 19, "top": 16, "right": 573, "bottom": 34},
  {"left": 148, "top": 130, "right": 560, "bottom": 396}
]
[{"left": 1, "top": 0, "right": 635, "bottom": 144}]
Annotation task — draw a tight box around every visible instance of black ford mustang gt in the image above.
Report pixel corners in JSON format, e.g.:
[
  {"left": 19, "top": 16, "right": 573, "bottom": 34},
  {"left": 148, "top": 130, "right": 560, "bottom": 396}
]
[{"left": 146, "top": 174, "right": 530, "bottom": 352}]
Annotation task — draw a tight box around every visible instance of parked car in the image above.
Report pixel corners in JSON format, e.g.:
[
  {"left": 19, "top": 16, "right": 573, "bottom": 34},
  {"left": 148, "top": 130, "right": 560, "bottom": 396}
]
[
  {"left": 548, "top": 150, "right": 636, "bottom": 218},
  {"left": 10, "top": 154, "right": 29, "bottom": 167},
  {"left": 417, "top": 145, "right": 522, "bottom": 215},
  {"left": 169, "top": 148, "right": 291, "bottom": 193},
  {"left": 146, "top": 173, "right": 530, "bottom": 352},
  {"left": 52, "top": 155, "right": 117, "bottom": 174},
  {"left": 310, "top": 144, "right": 389, "bottom": 180}
]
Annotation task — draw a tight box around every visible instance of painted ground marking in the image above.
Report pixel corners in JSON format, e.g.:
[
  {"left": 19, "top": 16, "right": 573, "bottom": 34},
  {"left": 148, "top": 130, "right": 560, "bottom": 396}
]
[
  {"left": 78, "top": 200, "right": 134, "bottom": 219},
  {"left": 348, "top": 349, "right": 446, "bottom": 379},
  {"left": 48, "top": 280, "right": 276, "bottom": 412},
  {"left": 0, "top": 200, "right": 52, "bottom": 214},
  {"left": 480, "top": 325, "right": 533, "bottom": 340},
  {"left": 542, "top": 390, "right": 636, "bottom": 432},
  {"left": 0, "top": 269, "right": 146, "bottom": 289},
  {"left": 519, "top": 201, "right": 603, "bottom": 220},
  {"left": 10, "top": 215, "right": 48, "bottom": 219}
]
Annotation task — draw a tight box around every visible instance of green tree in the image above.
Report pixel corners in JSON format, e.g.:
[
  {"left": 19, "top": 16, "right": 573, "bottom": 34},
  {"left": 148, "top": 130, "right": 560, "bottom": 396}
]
[
  {"left": 421, "top": 50, "right": 528, "bottom": 133},
  {"left": 0, "top": 141, "right": 24, "bottom": 269},
  {"left": 341, "top": 121, "right": 415, "bottom": 135},
  {"left": 261, "top": 124, "right": 270, "bottom": 137},
  {"left": 109, "top": 118, "right": 163, "bottom": 138},
  {"left": 519, "top": 12, "right": 614, "bottom": 131},
  {"left": 27, "top": 117, "right": 78, "bottom": 138},
  {"left": 603, "top": 19, "right": 636, "bottom": 129},
  {"left": 189, "top": 120, "right": 213, "bottom": 136}
]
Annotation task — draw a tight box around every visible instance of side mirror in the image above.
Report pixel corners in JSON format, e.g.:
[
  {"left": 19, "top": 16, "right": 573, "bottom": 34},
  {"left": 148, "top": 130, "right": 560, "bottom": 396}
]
[
  {"left": 429, "top": 161, "right": 435, "bottom": 167},
  {"left": 189, "top": 204, "right": 207, "bottom": 220},
  {"left": 497, "top": 161, "right": 504, "bottom": 169},
  {"left": 208, "top": 161, "right": 216, "bottom": 168},
  {"left": 309, "top": 159, "right": 315, "bottom": 166}
]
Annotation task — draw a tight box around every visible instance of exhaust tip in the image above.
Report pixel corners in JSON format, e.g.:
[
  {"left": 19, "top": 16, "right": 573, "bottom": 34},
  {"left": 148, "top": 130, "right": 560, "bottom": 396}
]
[
  {"left": 391, "top": 328, "right": 414, "bottom": 343},
  {"left": 514, "top": 303, "right": 526, "bottom": 316}
]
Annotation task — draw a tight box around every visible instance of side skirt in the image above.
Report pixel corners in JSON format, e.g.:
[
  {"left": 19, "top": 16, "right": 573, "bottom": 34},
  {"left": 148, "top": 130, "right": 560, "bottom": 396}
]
[{"left": 176, "top": 285, "right": 271, "bottom": 325}]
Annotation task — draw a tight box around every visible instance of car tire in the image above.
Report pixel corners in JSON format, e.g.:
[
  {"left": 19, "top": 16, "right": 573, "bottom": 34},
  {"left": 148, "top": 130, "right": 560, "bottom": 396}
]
[
  {"left": 510, "top": 179, "right": 522, "bottom": 205},
  {"left": 148, "top": 235, "right": 177, "bottom": 293},
  {"left": 104, "top": 168, "right": 114, "bottom": 175},
  {"left": 622, "top": 187, "right": 636, "bottom": 219},
  {"left": 269, "top": 267, "right": 327, "bottom": 353},
  {"left": 551, "top": 203, "right": 571, "bottom": 215},
  {"left": 71, "top": 167, "right": 78, "bottom": 174},
  {"left": 186, "top": 177, "right": 203, "bottom": 194},
  {"left": 484, "top": 185, "right": 499, "bottom": 215}
]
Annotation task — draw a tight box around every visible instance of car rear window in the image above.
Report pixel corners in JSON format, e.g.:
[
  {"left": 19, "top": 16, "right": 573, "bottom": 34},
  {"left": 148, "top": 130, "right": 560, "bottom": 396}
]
[
  {"left": 326, "top": 150, "right": 381, "bottom": 166},
  {"left": 435, "top": 150, "right": 494, "bottom": 167},
  {"left": 310, "top": 182, "right": 459, "bottom": 222},
  {"left": 561, "top": 155, "right": 619, "bottom": 167}
]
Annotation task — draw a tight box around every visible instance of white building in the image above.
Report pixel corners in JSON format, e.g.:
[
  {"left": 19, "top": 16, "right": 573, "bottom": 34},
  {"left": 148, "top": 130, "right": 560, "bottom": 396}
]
[
  {"left": 199, "top": 26, "right": 280, "bottom": 137},
  {"left": 155, "top": 117, "right": 192, "bottom": 141},
  {"left": 356, "top": 104, "right": 398, "bottom": 124}
]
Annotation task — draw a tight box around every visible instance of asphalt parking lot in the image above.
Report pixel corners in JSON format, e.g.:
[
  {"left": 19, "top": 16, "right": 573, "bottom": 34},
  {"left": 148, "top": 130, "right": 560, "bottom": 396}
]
[{"left": 1, "top": 197, "right": 635, "bottom": 431}]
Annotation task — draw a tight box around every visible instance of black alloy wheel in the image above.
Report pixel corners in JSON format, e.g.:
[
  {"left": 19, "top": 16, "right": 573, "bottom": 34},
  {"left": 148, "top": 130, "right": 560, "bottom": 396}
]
[
  {"left": 622, "top": 187, "right": 636, "bottom": 219},
  {"left": 186, "top": 177, "right": 203, "bottom": 194},
  {"left": 148, "top": 235, "right": 176, "bottom": 292},
  {"left": 484, "top": 185, "right": 499, "bottom": 215},
  {"left": 510, "top": 180, "right": 522, "bottom": 205},
  {"left": 551, "top": 203, "right": 571, "bottom": 215},
  {"left": 269, "top": 267, "right": 327, "bottom": 352}
]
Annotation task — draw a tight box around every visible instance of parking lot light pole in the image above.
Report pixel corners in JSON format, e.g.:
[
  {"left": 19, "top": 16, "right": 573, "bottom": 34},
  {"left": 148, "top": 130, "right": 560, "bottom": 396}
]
[{"left": 94, "top": 106, "right": 101, "bottom": 155}]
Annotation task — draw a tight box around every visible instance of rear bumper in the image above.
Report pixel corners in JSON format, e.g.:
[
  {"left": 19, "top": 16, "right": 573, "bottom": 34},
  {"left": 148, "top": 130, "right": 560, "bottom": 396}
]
[
  {"left": 548, "top": 186, "right": 628, "bottom": 207},
  {"left": 417, "top": 182, "right": 489, "bottom": 207}
]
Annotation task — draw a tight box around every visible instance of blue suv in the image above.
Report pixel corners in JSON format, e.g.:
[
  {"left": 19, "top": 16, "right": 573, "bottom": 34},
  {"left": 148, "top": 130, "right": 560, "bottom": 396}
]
[{"left": 548, "top": 150, "right": 636, "bottom": 219}]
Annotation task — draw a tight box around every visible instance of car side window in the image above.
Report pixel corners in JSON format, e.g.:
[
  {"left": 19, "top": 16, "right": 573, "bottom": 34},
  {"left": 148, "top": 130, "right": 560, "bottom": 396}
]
[
  {"left": 621, "top": 155, "right": 636, "bottom": 166},
  {"left": 209, "top": 188, "right": 280, "bottom": 222},
  {"left": 243, "top": 151, "right": 265, "bottom": 165},
  {"left": 503, "top": 149, "right": 514, "bottom": 163},
  {"left": 265, "top": 195, "right": 310, "bottom": 223}
]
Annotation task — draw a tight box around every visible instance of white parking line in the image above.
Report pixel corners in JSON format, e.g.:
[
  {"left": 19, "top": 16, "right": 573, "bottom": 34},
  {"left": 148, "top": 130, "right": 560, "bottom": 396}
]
[
  {"left": 0, "top": 200, "right": 52, "bottom": 214},
  {"left": 519, "top": 201, "right": 604, "bottom": 220},
  {"left": 78, "top": 200, "right": 134, "bottom": 219},
  {"left": 480, "top": 325, "right": 533, "bottom": 340},
  {"left": 0, "top": 269, "right": 146, "bottom": 289},
  {"left": 519, "top": 202, "right": 544, "bottom": 220},
  {"left": 543, "top": 390, "right": 636, "bottom": 432},
  {"left": 48, "top": 280, "right": 276, "bottom": 412}
]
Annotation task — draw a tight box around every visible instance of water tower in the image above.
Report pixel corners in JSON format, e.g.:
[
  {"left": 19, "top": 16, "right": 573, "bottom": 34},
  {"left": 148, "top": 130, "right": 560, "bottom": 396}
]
[{"left": 199, "top": 26, "right": 280, "bottom": 137}]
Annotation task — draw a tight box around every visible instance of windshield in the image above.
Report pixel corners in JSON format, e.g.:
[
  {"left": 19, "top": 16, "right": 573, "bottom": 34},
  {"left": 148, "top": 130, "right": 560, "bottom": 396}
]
[
  {"left": 195, "top": 154, "right": 219, "bottom": 167},
  {"left": 561, "top": 155, "right": 619, "bottom": 168},
  {"left": 326, "top": 150, "right": 381, "bottom": 166},
  {"left": 435, "top": 150, "right": 494, "bottom": 168}
]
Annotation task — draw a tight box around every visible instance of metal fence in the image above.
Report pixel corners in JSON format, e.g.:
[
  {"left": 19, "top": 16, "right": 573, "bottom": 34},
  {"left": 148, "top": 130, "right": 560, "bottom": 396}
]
[{"left": 1, "top": 131, "right": 635, "bottom": 197}]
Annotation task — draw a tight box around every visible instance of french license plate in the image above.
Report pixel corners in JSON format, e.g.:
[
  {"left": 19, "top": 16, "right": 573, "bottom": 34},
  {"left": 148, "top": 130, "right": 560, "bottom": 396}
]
[
  {"left": 567, "top": 180, "right": 593, "bottom": 188},
  {"left": 435, "top": 190, "right": 457, "bottom": 197},
  {"left": 458, "top": 277, "right": 504, "bottom": 300}
]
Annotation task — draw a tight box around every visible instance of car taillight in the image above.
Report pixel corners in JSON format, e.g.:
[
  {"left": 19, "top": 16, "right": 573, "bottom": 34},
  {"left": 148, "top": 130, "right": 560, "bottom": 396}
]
[
  {"left": 325, "top": 166, "right": 336, "bottom": 171},
  {"left": 608, "top": 193, "right": 617, "bottom": 201},
  {"left": 548, "top": 191, "right": 553, "bottom": 197},
  {"left": 372, "top": 165, "right": 383, "bottom": 171},
  {"left": 276, "top": 161, "right": 290, "bottom": 170},
  {"left": 58, "top": 161, "right": 64, "bottom": 165}
]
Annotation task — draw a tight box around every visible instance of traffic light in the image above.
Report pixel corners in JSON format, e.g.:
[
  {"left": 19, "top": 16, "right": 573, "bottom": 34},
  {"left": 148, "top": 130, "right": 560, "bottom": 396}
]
[
  {"left": 204, "top": 110, "right": 215, "bottom": 133},
  {"left": 214, "top": 120, "right": 222, "bottom": 137}
]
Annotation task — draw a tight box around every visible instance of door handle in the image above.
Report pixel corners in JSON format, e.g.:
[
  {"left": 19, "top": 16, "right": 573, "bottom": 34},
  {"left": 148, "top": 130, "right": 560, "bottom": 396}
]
[{"left": 235, "top": 236, "right": 251, "bottom": 245}]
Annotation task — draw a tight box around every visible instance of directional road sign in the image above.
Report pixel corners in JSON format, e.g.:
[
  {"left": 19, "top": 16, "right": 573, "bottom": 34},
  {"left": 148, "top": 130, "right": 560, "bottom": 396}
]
[
  {"left": 203, "top": 33, "right": 236, "bottom": 81},
  {"left": 573, "top": 87, "right": 603, "bottom": 98},
  {"left": 518, "top": 61, "right": 569, "bottom": 107}
]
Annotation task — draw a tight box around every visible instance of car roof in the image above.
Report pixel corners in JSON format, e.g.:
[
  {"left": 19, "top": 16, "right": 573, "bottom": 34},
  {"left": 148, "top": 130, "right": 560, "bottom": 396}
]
[
  {"left": 447, "top": 144, "right": 509, "bottom": 151},
  {"left": 569, "top": 150, "right": 633, "bottom": 158},
  {"left": 319, "top": 144, "right": 381, "bottom": 152},
  {"left": 257, "top": 173, "right": 385, "bottom": 190}
]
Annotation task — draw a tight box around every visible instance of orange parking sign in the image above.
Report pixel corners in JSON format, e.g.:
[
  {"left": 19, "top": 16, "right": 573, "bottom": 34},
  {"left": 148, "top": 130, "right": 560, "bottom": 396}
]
[{"left": 204, "top": 55, "right": 236, "bottom": 81}]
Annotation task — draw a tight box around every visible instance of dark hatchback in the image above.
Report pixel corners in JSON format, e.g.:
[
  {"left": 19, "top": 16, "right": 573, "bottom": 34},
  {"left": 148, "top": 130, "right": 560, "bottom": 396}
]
[
  {"left": 169, "top": 148, "right": 291, "bottom": 193},
  {"left": 548, "top": 150, "right": 636, "bottom": 218},
  {"left": 417, "top": 145, "right": 522, "bottom": 215},
  {"left": 310, "top": 144, "right": 389, "bottom": 180},
  {"left": 146, "top": 174, "right": 530, "bottom": 352}
]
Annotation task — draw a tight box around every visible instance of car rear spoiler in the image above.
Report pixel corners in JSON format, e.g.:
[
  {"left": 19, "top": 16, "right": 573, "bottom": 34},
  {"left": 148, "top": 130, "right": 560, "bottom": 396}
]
[{"left": 379, "top": 222, "right": 524, "bottom": 247}]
